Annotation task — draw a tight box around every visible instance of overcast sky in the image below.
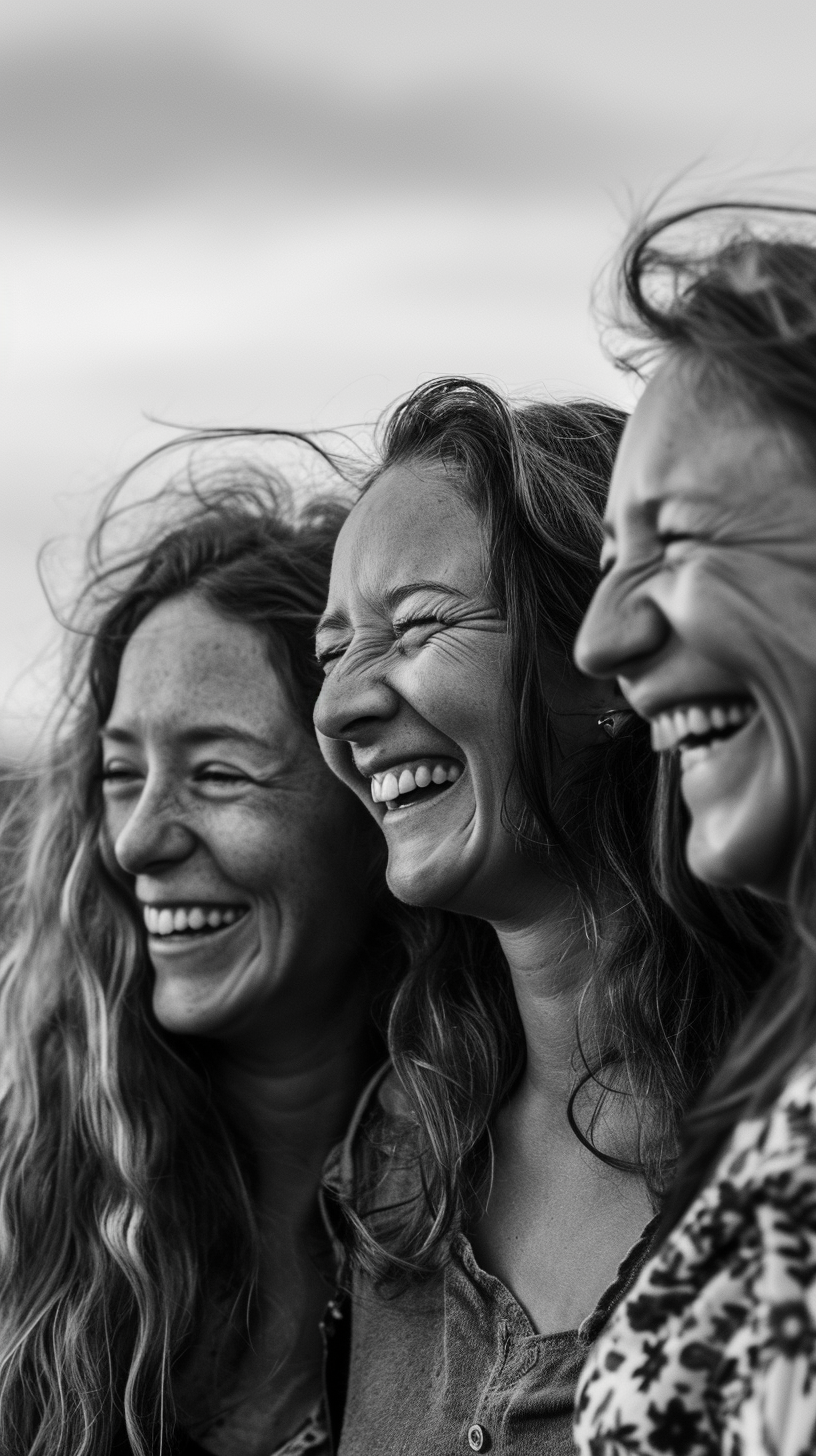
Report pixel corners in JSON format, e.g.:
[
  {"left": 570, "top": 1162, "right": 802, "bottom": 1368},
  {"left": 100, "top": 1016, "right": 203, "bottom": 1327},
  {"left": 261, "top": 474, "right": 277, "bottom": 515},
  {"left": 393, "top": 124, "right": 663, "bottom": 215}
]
[{"left": 2, "top": 0, "right": 816, "bottom": 748}]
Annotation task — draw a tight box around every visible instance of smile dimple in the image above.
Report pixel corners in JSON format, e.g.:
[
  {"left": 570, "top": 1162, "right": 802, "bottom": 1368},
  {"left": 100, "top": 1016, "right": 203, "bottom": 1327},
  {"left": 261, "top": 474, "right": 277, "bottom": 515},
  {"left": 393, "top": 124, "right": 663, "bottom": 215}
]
[
  {"left": 369, "top": 757, "right": 463, "bottom": 810},
  {"left": 650, "top": 700, "right": 756, "bottom": 756},
  {"left": 142, "top": 903, "right": 249, "bottom": 938}
]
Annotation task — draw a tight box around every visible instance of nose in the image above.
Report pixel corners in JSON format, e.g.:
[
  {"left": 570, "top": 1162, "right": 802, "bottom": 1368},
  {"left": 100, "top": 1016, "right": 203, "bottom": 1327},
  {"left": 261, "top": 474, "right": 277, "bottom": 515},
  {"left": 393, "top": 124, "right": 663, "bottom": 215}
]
[
  {"left": 314, "top": 656, "right": 400, "bottom": 744},
  {"left": 574, "top": 573, "right": 670, "bottom": 682},
  {"left": 111, "top": 777, "right": 196, "bottom": 877}
]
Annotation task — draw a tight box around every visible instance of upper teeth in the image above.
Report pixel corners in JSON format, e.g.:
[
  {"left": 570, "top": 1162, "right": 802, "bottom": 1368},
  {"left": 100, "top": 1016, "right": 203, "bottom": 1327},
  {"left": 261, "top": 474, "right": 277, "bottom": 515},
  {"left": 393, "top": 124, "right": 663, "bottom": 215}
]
[
  {"left": 650, "top": 702, "right": 753, "bottom": 752},
  {"left": 370, "top": 759, "right": 462, "bottom": 804},
  {"left": 143, "top": 905, "right": 246, "bottom": 936}
]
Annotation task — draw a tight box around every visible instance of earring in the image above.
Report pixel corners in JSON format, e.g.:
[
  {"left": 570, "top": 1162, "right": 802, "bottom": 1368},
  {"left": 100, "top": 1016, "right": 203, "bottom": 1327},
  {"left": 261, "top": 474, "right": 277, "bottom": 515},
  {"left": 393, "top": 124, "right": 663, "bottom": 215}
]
[{"left": 597, "top": 710, "right": 633, "bottom": 739}]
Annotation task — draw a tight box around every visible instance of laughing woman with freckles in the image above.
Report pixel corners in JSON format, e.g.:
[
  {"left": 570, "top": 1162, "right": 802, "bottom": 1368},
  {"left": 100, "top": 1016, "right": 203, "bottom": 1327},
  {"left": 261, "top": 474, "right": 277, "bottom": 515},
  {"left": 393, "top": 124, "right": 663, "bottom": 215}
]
[
  {"left": 0, "top": 473, "right": 395, "bottom": 1456},
  {"left": 572, "top": 204, "right": 816, "bottom": 1455},
  {"left": 312, "top": 377, "right": 779, "bottom": 1456}
]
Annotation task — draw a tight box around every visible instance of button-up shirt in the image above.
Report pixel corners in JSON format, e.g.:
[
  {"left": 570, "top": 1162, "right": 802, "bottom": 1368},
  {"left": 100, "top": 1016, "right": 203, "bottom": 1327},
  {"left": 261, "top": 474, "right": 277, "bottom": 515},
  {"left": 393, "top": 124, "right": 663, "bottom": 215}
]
[{"left": 324, "top": 1066, "right": 656, "bottom": 1456}]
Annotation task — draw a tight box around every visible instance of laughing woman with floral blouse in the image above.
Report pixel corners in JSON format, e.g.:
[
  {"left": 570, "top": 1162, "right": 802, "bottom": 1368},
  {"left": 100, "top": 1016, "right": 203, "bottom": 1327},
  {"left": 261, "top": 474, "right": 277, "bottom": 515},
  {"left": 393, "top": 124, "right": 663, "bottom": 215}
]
[{"left": 574, "top": 202, "right": 816, "bottom": 1456}]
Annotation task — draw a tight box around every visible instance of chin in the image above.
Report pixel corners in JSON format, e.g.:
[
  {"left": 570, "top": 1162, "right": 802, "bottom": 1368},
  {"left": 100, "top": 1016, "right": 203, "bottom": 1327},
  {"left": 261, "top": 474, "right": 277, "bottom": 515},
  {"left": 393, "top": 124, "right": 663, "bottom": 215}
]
[
  {"left": 151, "top": 981, "right": 233, "bottom": 1038},
  {"left": 385, "top": 853, "right": 468, "bottom": 911},
  {"left": 685, "top": 812, "right": 792, "bottom": 898}
]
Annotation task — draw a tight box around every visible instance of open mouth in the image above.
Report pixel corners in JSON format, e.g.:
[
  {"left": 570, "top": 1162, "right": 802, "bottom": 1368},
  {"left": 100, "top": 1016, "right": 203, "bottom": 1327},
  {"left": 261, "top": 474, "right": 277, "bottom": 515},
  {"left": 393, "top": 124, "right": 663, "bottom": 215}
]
[
  {"left": 369, "top": 757, "right": 463, "bottom": 813},
  {"left": 142, "top": 903, "right": 250, "bottom": 940},
  {"left": 650, "top": 699, "right": 756, "bottom": 766}
]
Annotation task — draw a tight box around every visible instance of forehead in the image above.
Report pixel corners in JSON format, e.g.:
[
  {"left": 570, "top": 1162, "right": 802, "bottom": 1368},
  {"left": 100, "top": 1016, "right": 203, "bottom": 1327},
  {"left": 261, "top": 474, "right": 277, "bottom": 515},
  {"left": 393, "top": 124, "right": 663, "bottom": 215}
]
[
  {"left": 330, "top": 460, "right": 484, "bottom": 602},
  {"left": 608, "top": 359, "right": 809, "bottom": 521},
  {"left": 108, "top": 592, "right": 295, "bottom": 735}
]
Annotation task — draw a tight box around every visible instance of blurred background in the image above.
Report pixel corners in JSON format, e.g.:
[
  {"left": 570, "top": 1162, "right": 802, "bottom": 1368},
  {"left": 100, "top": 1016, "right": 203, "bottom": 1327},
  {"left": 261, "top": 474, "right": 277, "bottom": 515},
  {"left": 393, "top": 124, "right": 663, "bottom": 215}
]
[{"left": 2, "top": 0, "right": 816, "bottom": 753}]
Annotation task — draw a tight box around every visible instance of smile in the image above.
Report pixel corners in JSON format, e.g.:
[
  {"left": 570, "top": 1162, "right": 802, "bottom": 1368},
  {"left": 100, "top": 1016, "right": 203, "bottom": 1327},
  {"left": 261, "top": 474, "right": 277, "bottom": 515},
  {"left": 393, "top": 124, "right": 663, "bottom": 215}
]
[
  {"left": 650, "top": 700, "right": 756, "bottom": 766},
  {"left": 142, "top": 903, "right": 250, "bottom": 938},
  {"left": 369, "top": 757, "right": 463, "bottom": 811}
]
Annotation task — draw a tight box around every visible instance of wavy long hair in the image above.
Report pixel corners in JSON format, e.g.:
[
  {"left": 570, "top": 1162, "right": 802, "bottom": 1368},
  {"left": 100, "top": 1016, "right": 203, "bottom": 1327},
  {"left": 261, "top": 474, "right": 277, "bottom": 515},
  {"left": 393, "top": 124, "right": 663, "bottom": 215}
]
[
  {"left": 602, "top": 202, "right": 816, "bottom": 1228},
  {"left": 326, "top": 377, "right": 783, "bottom": 1286},
  {"left": 0, "top": 462, "right": 362, "bottom": 1456}
]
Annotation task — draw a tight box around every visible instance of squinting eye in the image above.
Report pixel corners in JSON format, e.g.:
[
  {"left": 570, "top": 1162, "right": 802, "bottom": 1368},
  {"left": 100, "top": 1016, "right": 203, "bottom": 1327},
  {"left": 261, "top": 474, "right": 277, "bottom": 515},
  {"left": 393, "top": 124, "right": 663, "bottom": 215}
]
[
  {"left": 101, "top": 764, "right": 141, "bottom": 784},
  {"left": 658, "top": 531, "right": 694, "bottom": 555},
  {"left": 393, "top": 615, "right": 445, "bottom": 640},
  {"left": 315, "top": 643, "right": 347, "bottom": 673},
  {"left": 196, "top": 767, "right": 248, "bottom": 784}
]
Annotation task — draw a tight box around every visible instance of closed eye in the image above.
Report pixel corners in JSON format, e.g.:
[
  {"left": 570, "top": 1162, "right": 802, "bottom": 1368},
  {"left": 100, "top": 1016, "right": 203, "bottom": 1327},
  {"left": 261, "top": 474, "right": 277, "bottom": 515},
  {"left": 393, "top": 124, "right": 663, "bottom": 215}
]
[
  {"left": 194, "top": 765, "right": 252, "bottom": 785},
  {"left": 101, "top": 762, "right": 142, "bottom": 784},
  {"left": 657, "top": 530, "right": 696, "bottom": 556},
  {"left": 393, "top": 613, "right": 448, "bottom": 639},
  {"left": 315, "top": 643, "right": 348, "bottom": 673}
]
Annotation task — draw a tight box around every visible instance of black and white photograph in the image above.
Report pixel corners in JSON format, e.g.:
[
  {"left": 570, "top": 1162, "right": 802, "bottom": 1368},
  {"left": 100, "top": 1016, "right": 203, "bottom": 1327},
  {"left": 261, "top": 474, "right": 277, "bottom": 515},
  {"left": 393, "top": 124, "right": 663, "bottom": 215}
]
[{"left": 1, "top": 4, "right": 816, "bottom": 1453}]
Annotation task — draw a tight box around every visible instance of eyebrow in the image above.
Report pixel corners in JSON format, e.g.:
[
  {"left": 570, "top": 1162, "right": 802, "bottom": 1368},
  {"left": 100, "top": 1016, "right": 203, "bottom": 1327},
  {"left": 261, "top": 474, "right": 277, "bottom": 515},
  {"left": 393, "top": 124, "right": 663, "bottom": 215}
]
[
  {"left": 100, "top": 724, "right": 274, "bottom": 751},
  {"left": 316, "top": 579, "right": 467, "bottom": 634}
]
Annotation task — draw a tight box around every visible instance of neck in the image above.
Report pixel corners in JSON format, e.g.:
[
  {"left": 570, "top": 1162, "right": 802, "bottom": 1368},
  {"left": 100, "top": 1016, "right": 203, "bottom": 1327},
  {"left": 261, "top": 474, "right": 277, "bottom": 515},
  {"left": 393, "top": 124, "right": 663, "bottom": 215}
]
[
  {"left": 491, "top": 882, "right": 603, "bottom": 1109},
  {"left": 204, "top": 973, "right": 376, "bottom": 1195}
]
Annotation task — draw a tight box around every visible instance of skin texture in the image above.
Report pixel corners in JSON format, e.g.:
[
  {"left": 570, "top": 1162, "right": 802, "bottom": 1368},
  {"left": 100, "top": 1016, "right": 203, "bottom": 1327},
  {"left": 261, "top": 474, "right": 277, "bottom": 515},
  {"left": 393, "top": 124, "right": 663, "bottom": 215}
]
[
  {"left": 101, "top": 592, "right": 379, "bottom": 1456},
  {"left": 315, "top": 461, "right": 653, "bottom": 1335},
  {"left": 314, "top": 460, "right": 599, "bottom": 922},
  {"left": 575, "top": 357, "right": 816, "bottom": 897},
  {"left": 103, "top": 591, "right": 375, "bottom": 1058}
]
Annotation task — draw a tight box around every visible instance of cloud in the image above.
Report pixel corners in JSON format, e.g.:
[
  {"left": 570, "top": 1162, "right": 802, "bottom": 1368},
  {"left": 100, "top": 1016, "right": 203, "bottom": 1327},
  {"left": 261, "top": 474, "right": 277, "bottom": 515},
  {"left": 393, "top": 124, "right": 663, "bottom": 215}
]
[{"left": 0, "top": 34, "right": 672, "bottom": 209}]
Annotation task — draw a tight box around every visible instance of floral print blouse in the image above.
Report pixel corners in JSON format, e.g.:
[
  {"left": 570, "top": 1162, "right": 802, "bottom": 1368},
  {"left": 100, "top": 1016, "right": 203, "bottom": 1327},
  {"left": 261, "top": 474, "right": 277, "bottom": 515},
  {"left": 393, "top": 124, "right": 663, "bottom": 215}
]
[{"left": 574, "top": 1054, "right": 816, "bottom": 1456}]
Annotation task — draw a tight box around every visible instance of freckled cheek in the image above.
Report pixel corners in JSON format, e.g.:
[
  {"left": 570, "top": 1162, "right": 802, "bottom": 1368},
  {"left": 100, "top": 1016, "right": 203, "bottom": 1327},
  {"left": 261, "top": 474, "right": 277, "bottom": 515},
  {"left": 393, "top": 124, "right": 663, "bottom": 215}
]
[{"left": 217, "top": 799, "right": 367, "bottom": 909}]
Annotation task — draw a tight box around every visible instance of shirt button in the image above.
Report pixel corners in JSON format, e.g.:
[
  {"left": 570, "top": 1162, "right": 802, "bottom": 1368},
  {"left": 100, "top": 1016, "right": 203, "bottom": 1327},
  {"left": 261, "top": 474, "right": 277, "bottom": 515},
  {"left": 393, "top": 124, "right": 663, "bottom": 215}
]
[{"left": 467, "top": 1425, "right": 488, "bottom": 1451}]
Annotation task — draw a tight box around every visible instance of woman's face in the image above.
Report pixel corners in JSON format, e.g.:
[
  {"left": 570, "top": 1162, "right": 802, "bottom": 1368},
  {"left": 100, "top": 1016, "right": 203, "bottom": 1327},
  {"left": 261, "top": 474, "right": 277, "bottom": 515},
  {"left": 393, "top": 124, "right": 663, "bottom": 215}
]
[
  {"left": 102, "top": 592, "right": 376, "bottom": 1054},
  {"left": 313, "top": 460, "right": 594, "bottom": 921},
  {"left": 575, "top": 357, "right": 816, "bottom": 897}
]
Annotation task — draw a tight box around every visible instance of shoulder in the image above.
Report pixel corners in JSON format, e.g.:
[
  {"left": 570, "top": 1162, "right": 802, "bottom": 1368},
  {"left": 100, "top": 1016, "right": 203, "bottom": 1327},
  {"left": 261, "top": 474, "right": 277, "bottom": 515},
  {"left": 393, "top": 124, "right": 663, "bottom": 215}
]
[
  {"left": 574, "top": 1054, "right": 816, "bottom": 1456},
  {"left": 652, "top": 1051, "right": 816, "bottom": 1284},
  {"left": 718, "top": 1049, "right": 816, "bottom": 1198}
]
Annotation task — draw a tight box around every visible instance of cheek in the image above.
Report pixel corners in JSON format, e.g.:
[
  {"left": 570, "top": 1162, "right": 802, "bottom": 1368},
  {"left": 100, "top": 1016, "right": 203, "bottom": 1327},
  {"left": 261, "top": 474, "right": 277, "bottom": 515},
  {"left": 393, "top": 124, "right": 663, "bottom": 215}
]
[
  {"left": 668, "top": 553, "right": 802, "bottom": 668},
  {"left": 214, "top": 815, "right": 286, "bottom": 896},
  {"left": 233, "top": 791, "right": 378, "bottom": 908},
  {"left": 407, "top": 642, "right": 512, "bottom": 748}
]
